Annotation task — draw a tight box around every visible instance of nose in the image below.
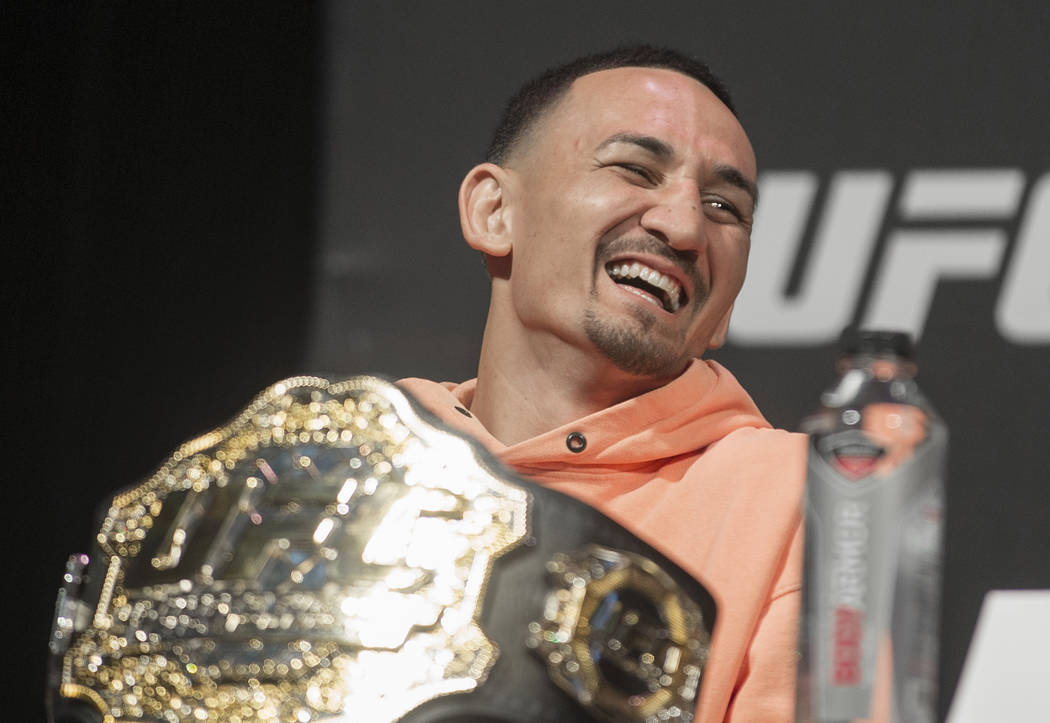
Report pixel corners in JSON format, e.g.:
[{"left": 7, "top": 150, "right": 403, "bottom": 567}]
[{"left": 640, "top": 181, "right": 706, "bottom": 253}]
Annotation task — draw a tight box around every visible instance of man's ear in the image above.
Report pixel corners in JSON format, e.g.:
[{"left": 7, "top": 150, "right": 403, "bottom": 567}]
[
  {"left": 707, "top": 304, "right": 735, "bottom": 350},
  {"left": 459, "top": 163, "right": 513, "bottom": 257}
]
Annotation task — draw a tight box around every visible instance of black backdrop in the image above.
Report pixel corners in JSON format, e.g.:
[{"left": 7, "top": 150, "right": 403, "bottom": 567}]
[
  {"left": 14, "top": 2, "right": 1049, "bottom": 720},
  {"left": 14, "top": 3, "right": 319, "bottom": 720}
]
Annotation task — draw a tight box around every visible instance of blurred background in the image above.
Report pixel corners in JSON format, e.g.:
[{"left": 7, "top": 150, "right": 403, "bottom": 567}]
[{"left": 13, "top": 1, "right": 1049, "bottom": 719}]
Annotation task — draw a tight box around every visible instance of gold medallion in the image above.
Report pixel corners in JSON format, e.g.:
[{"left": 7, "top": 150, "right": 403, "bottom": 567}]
[{"left": 526, "top": 546, "right": 710, "bottom": 722}]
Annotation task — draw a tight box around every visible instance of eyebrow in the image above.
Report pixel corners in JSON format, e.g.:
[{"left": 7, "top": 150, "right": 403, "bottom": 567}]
[
  {"left": 714, "top": 164, "right": 759, "bottom": 208},
  {"left": 597, "top": 133, "right": 758, "bottom": 207},
  {"left": 596, "top": 132, "right": 674, "bottom": 159}
]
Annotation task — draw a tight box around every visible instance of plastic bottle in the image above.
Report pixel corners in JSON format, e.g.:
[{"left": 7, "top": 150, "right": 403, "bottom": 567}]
[{"left": 796, "top": 329, "right": 946, "bottom": 723}]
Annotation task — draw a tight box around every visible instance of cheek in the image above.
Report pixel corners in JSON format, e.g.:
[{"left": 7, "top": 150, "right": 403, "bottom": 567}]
[
  {"left": 546, "top": 187, "right": 618, "bottom": 236},
  {"left": 511, "top": 176, "right": 650, "bottom": 293},
  {"left": 558, "top": 173, "right": 648, "bottom": 229},
  {"left": 526, "top": 162, "right": 647, "bottom": 225},
  {"left": 709, "top": 233, "right": 750, "bottom": 292},
  {"left": 586, "top": 178, "right": 649, "bottom": 222}
]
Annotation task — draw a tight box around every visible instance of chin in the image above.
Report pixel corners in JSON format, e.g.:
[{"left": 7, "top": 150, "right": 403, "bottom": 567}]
[{"left": 583, "top": 313, "right": 693, "bottom": 378}]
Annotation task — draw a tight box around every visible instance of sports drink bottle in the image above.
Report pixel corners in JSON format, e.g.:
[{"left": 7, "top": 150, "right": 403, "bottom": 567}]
[{"left": 796, "top": 329, "right": 946, "bottom": 723}]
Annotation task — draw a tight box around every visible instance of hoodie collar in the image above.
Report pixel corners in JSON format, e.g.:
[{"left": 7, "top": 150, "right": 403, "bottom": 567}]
[{"left": 445, "top": 359, "right": 770, "bottom": 469}]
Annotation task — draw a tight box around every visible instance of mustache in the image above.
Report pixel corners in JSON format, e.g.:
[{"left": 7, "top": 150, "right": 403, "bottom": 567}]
[{"left": 595, "top": 235, "right": 706, "bottom": 305}]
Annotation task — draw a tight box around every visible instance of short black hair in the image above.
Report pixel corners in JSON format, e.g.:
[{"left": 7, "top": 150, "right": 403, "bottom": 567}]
[{"left": 485, "top": 44, "right": 736, "bottom": 165}]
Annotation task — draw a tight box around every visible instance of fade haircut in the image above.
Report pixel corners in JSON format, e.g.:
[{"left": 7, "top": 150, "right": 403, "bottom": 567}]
[{"left": 485, "top": 44, "right": 736, "bottom": 165}]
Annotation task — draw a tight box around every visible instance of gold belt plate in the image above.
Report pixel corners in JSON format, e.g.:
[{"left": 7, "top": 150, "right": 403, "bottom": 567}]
[{"left": 56, "top": 376, "right": 529, "bottom": 722}]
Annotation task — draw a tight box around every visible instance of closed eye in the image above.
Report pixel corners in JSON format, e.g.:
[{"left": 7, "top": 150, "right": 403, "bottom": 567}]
[{"left": 612, "top": 163, "right": 659, "bottom": 185}]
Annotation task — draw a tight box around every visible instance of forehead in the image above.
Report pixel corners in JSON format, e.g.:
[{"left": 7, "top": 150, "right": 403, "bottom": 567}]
[{"left": 542, "top": 66, "right": 755, "bottom": 175}]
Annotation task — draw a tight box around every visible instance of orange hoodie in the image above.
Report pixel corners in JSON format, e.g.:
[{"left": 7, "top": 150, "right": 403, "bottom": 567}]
[{"left": 399, "top": 358, "right": 806, "bottom": 722}]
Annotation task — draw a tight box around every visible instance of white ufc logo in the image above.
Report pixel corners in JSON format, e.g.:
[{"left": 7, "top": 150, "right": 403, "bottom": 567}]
[{"left": 730, "top": 169, "right": 1050, "bottom": 345}]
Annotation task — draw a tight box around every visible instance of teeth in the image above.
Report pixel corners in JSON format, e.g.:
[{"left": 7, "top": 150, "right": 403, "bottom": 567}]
[{"left": 607, "top": 261, "right": 683, "bottom": 312}]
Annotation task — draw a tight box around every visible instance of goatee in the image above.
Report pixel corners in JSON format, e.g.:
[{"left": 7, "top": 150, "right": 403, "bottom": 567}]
[{"left": 583, "top": 306, "right": 687, "bottom": 377}]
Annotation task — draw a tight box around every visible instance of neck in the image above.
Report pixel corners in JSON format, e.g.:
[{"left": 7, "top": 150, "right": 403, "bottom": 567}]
[{"left": 469, "top": 305, "right": 676, "bottom": 446}]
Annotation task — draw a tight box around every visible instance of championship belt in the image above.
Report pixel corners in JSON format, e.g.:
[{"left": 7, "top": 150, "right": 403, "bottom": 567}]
[{"left": 48, "top": 376, "right": 715, "bottom": 722}]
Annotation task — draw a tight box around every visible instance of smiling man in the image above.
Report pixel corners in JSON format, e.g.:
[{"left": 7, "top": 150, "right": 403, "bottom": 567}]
[{"left": 401, "top": 46, "right": 805, "bottom": 722}]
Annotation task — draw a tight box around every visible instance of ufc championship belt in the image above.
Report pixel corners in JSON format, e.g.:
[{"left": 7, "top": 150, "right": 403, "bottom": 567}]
[{"left": 48, "top": 376, "right": 716, "bottom": 722}]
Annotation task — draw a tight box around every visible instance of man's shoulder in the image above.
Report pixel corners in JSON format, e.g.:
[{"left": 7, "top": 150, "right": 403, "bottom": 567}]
[
  {"left": 705, "top": 425, "right": 808, "bottom": 471},
  {"left": 718, "top": 424, "right": 806, "bottom": 446}
]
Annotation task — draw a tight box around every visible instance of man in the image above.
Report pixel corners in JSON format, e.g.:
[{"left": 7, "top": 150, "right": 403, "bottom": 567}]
[{"left": 401, "top": 45, "right": 805, "bottom": 722}]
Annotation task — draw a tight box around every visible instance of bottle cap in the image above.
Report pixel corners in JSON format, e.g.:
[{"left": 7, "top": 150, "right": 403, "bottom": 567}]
[{"left": 838, "top": 328, "right": 914, "bottom": 359}]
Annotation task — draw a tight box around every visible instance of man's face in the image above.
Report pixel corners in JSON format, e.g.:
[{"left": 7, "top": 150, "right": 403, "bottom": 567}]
[{"left": 501, "top": 66, "right": 757, "bottom": 379}]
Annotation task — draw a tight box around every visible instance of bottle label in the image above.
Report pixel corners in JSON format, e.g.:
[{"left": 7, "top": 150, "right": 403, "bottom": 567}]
[{"left": 800, "top": 404, "right": 945, "bottom": 722}]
